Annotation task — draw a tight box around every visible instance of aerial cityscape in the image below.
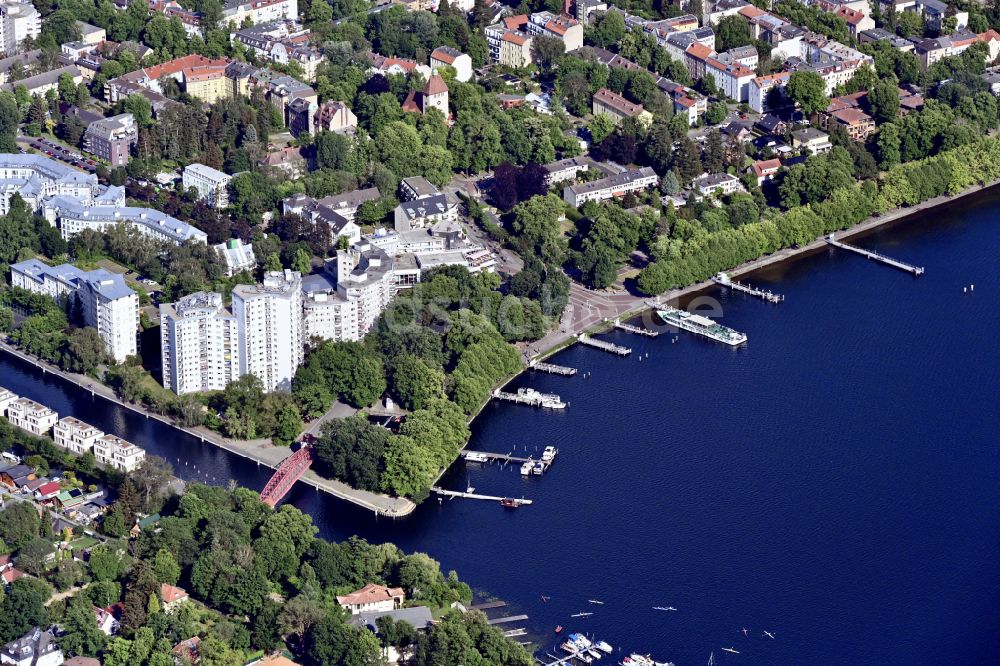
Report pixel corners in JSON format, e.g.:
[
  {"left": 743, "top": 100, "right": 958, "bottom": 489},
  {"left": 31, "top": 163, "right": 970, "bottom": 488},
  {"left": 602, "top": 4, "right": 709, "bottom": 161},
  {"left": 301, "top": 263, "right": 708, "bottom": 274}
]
[{"left": 0, "top": 0, "right": 998, "bottom": 663}]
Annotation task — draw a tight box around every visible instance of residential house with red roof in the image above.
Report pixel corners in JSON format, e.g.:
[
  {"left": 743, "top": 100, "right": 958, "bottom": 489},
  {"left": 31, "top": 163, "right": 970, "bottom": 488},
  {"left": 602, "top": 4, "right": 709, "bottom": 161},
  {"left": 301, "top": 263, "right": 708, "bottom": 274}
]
[{"left": 336, "top": 584, "right": 406, "bottom": 615}]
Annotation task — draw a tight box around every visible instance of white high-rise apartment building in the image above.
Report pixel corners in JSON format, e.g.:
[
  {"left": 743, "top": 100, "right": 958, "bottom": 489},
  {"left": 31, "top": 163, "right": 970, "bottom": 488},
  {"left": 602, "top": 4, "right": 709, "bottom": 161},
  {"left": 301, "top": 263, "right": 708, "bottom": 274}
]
[
  {"left": 160, "top": 291, "right": 240, "bottom": 395},
  {"left": 10, "top": 260, "right": 138, "bottom": 362},
  {"left": 0, "top": 1, "right": 40, "bottom": 56},
  {"left": 79, "top": 271, "right": 139, "bottom": 362},
  {"left": 232, "top": 270, "right": 303, "bottom": 392}
]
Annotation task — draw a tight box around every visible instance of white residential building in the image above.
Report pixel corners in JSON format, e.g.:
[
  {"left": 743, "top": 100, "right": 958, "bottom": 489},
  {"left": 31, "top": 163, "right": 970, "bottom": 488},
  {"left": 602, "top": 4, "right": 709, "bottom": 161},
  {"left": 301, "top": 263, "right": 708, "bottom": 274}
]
[
  {"left": 10, "top": 260, "right": 139, "bottom": 362},
  {"left": 0, "top": 387, "right": 17, "bottom": 415},
  {"left": 430, "top": 46, "right": 473, "bottom": 82},
  {"left": 393, "top": 194, "right": 459, "bottom": 232},
  {"left": 232, "top": 270, "right": 304, "bottom": 392},
  {"left": 0, "top": 1, "right": 40, "bottom": 56},
  {"left": 160, "top": 291, "right": 240, "bottom": 395},
  {"left": 93, "top": 433, "right": 146, "bottom": 472},
  {"left": 0, "top": 154, "right": 99, "bottom": 213},
  {"left": 691, "top": 172, "right": 745, "bottom": 198},
  {"left": 214, "top": 238, "right": 256, "bottom": 276},
  {"left": 222, "top": 0, "right": 297, "bottom": 28},
  {"left": 183, "top": 163, "right": 232, "bottom": 208},
  {"left": 6, "top": 398, "right": 58, "bottom": 436},
  {"left": 563, "top": 167, "right": 659, "bottom": 208},
  {"left": 44, "top": 195, "right": 208, "bottom": 244},
  {"left": 53, "top": 416, "right": 104, "bottom": 454}
]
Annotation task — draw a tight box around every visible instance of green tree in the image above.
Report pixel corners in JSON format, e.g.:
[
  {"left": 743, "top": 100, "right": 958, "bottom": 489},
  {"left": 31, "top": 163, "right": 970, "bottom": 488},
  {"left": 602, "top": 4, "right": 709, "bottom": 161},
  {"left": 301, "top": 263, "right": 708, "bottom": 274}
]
[
  {"left": 391, "top": 354, "right": 444, "bottom": 411},
  {"left": 59, "top": 594, "right": 107, "bottom": 657},
  {"left": 0, "top": 501, "right": 40, "bottom": 551},
  {"left": 786, "top": 71, "right": 829, "bottom": 116},
  {"left": 153, "top": 549, "right": 181, "bottom": 585},
  {"left": 0, "top": 577, "right": 51, "bottom": 643}
]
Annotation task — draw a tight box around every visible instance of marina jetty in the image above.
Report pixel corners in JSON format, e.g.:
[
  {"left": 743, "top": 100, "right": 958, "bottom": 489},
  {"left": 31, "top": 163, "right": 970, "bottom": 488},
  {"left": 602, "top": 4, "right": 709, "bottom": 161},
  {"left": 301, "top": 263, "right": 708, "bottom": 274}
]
[
  {"left": 712, "top": 272, "right": 784, "bottom": 303},
  {"left": 493, "top": 387, "right": 567, "bottom": 409},
  {"left": 576, "top": 334, "right": 631, "bottom": 356},
  {"left": 529, "top": 360, "right": 577, "bottom": 376},
  {"left": 826, "top": 233, "right": 924, "bottom": 275}
]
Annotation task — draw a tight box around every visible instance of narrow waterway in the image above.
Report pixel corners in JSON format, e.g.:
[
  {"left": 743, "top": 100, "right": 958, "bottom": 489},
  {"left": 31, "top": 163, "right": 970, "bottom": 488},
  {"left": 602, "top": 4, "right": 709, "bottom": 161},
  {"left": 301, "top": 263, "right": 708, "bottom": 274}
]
[{"left": 4, "top": 189, "right": 1000, "bottom": 663}]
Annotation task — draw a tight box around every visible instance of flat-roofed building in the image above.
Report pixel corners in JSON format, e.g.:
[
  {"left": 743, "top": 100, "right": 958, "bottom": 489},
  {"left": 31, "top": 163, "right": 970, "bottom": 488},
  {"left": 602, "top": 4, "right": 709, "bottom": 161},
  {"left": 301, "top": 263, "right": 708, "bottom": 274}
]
[
  {"left": 6, "top": 397, "right": 57, "bottom": 435},
  {"left": 53, "top": 416, "right": 104, "bottom": 454},
  {"left": 160, "top": 291, "right": 240, "bottom": 395},
  {"left": 563, "top": 167, "right": 658, "bottom": 207},
  {"left": 182, "top": 163, "right": 231, "bottom": 208},
  {"left": 93, "top": 433, "right": 145, "bottom": 471}
]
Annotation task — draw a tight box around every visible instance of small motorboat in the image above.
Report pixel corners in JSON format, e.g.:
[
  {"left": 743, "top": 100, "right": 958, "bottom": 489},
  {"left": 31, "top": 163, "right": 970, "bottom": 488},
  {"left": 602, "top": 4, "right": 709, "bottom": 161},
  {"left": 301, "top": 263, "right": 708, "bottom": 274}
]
[
  {"left": 500, "top": 497, "right": 523, "bottom": 508},
  {"left": 554, "top": 625, "right": 563, "bottom": 633},
  {"left": 520, "top": 460, "right": 534, "bottom": 476},
  {"left": 595, "top": 641, "right": 613, "bottom": 654}
]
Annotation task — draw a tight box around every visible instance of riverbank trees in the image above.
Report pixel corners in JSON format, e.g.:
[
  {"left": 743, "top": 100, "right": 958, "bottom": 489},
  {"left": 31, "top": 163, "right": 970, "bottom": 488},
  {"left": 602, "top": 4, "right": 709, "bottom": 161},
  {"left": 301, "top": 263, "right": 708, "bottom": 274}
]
[{"left": 637, "top": 136, "right": 1000, "bottom": 294}]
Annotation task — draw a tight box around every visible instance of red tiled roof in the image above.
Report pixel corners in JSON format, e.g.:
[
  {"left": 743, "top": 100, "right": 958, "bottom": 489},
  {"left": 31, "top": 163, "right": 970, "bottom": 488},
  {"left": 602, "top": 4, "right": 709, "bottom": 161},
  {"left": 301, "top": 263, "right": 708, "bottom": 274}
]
[
  {"left": 431, "top": 47, "right": 457, "bottom": 64},
  {"left": 751, "top": 158, "right": 782, "bottom": 177},
  {"left": 739, "top": 5, "right": 767, "bottom": 19},
  {"left": 161, "top": 583, "right": 189, "bottom": 604},
  {"left": 686, "top": 43, "right": 713, "bottom": 61},
  {"left": 336, "top": 583, "right": 405, "bottom": 607},
  {"left": 36, "top": 481, "right": 61, "bottom": 496},
  {"left": 142, "top": 54, "right": 230, "bottom": 81},
  {"left": 593, "top": 87, "right": 645, "bottom": 116},
  {"left": 502, "top": 32, "right": 528, "bottom": 46},
  {"left": 503, "top": 14, "right": 528, "bottom": 29},
  {"left": 831, "top": 107, "right": 873, "bottom": 125},
  {"left": 1, "top": 568, "right": 24, "bottom": 584},
  {"left": 425, "top": 74, "right": 448, "bottom": 96}
]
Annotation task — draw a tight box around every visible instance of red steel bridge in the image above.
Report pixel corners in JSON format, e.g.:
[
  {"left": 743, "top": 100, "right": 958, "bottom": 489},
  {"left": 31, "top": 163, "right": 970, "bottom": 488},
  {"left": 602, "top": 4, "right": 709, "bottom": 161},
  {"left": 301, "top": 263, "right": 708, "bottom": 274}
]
[{"left": 260, "top": 446, "right": 313, "bottom": 508}]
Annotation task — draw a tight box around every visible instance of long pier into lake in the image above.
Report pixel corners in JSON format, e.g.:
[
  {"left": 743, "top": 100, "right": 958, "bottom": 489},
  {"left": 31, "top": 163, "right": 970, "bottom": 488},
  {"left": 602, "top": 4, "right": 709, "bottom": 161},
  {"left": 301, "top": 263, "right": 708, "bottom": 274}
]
[
  {"left": 826, "top": 234, "right": 924, "bottom": 275},
  {"left": 577, "top": 334, "right": 632, "bottom": 356},
  {"left": 431, "top": 487, "right": 534, "bottom": 504},
  {"left": 529, "top": 360, "right": 577, "bottom": 376},
  {"left": 460, "top": 450, "right": 532, "bottom": 463},
  {"left": 612, "top": 319, "right": 660, "bottom": 337},
  {"left": 713, "top": 272, "right": 785, "bottom": 303}
]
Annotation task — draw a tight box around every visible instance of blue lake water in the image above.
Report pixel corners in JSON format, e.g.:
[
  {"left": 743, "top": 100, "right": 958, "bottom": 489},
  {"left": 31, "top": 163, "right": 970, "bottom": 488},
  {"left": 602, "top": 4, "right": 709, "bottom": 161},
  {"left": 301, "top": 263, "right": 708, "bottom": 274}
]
[{"left": 4, "top": 190, "right": 1000, "bottom": 664}]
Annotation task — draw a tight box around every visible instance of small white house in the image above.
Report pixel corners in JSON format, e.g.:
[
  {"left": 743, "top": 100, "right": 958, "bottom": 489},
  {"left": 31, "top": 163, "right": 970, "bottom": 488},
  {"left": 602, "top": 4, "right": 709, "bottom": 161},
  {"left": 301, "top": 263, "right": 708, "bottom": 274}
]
[{"left": 430, "top": 46, "right": 473, "bottom": 82}]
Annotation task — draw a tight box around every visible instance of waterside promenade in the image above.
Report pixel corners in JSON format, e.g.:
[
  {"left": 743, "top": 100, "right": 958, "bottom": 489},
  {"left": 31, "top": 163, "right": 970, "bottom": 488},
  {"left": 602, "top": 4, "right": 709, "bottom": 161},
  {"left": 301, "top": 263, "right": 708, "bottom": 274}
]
[{"left": 523, "top": 179, "right": 1000, "bottom": 361}]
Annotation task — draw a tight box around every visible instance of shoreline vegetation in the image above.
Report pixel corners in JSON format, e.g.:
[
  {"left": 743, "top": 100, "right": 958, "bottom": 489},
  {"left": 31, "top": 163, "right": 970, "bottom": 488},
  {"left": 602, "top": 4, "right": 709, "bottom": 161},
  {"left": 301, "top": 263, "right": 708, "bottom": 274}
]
[
  {"left": 4, "top": 167, "right": 999, "bottom": 518},
  {"left": 0, "top": 415, "right": 532, "bottom": 666}
]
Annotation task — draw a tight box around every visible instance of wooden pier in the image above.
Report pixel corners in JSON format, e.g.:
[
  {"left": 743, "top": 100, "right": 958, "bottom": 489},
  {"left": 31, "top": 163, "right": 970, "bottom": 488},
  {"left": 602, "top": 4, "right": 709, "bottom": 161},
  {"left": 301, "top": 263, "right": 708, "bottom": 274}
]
[
  {"left": 461, "top": 450, "right": 532, "bottom": 464},
  {"left": 469, "top": 601, "right": 507, "bottom": 611},
  {"left": 712, "top": 272, "right": 784, "bottom": 303},
  {"left": 612, "top": 318, "right": 660, "bottom": 337},
  {"left": 826, "top": 234, "right": 924, "bottom": 275},
  {"left": 577, "top": 334, "right": 632, "bottom": 356},
  {"left": 493, "top": 388, "right": 566, "bottom": 408},
  {"left": 529, "top": 360, "right": 578, "bottom": 376},
  {"left": 488, "top": 614, "right": 530, "bottom": 626},
  {"left": 431, "top": 487, "right": 534, "bottom": 504}
]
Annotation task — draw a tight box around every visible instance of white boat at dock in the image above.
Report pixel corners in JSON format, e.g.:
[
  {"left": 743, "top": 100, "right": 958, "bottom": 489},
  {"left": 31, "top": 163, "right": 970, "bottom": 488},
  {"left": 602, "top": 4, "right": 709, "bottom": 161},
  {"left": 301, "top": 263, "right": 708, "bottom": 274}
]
[
  {"left": 656, "top": 307, "right": 747, "bottom": 346},
  {"left": 542, "top": 446, "right": 557, "bottom": 462},
  {"left": 464, "top": 451, "right": 489, "bottom": 463},
  {"left": 520, "top": 460, "right": 534, "bottom": 476},
  {"left": 493, "top": 387, "right": 567, "bottom": 409},
  {"left": 595, "top": 641, "right": 613, "bottom": 654},
  {"left": 532, "top": 461, "right": 545, "bottom": 475}
]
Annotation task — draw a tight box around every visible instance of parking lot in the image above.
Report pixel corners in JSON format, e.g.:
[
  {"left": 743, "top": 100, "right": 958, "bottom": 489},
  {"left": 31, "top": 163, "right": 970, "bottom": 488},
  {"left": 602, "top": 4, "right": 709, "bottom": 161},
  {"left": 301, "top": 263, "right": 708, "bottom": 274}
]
[{"left": 17, "top": 135, "right": 99, "bottom": 173}]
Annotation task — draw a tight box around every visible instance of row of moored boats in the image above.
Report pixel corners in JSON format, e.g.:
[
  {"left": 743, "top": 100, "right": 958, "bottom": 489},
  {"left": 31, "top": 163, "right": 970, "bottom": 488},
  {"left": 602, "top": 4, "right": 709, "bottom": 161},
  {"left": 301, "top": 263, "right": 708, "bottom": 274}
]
[
  {"left": 520, "top": 446, "right": 558, "bottom": 475},
  {"left": 558, "top": 634, "right": 672, "bottom": 666}
]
